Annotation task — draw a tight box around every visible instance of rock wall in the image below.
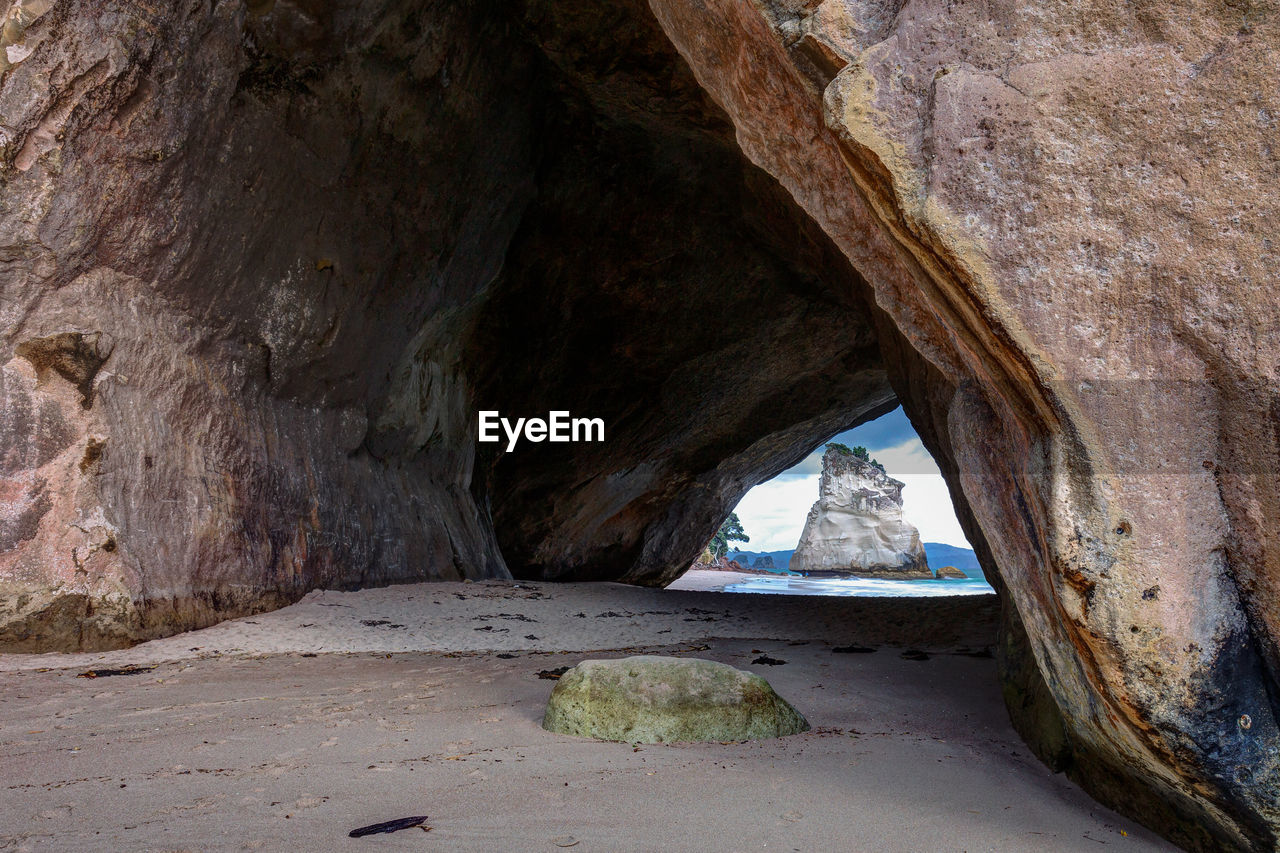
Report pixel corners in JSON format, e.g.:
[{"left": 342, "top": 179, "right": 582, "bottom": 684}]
[
  {"left": 790, "top": 446, "right": 929, "bottom": 577},
  {"left": 1, "top": 0, "right": 541, "bottom": 648},
  {"left": 647, "top": 0, "right": 1280, "bottom": 848},
  {"left": 0, "top": 0, "right": 895, "bottom": 645}
]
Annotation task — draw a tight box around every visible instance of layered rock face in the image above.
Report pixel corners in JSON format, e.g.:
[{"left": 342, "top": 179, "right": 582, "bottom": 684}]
[
  {"left": 2, "top": 0, "right": 530, "bottom": 648},
  {"left": 0, "top": 0, "right": 894, "bottom": 648},
  {"left": 790, "top": 447, "right": 929, "bottom": 578},
  {"left": 646, "top": 0, "right": 1280, "bottom": 848},
  {"left": 3, "top": 0, "right": 1279, "bottom": 847}
]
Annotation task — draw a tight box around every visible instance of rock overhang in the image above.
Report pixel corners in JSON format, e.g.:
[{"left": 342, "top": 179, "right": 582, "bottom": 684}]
[{"left": 0, "top": 0, "right": 897, "bottom": 636}]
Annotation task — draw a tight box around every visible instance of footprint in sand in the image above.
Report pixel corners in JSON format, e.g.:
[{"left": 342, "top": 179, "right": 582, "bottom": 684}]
[{"left": 37, "top": 804, "right": 74, "bottom": 820}]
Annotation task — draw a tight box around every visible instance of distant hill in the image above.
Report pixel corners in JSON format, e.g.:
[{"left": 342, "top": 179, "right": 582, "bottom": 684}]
[
  {"left": 726, "top": 549, "right": 798, "bottom": 573},
  {"left": 729, "top": 542, "right": 982, "bottom": 576},
  {"left": 922, "top": 543, "right": 983, "bottom": 574}
]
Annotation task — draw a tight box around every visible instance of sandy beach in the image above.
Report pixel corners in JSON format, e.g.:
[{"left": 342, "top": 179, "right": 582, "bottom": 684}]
[
  {"left": 0, "top": 576, "right": 1171, "bottom": 851},
  {"left": 666, "top": 569, "right": 763, "bottom": 592}
]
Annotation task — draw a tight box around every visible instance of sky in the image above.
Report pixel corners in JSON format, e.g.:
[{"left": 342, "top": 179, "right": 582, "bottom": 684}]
[{"left": 730, "top": 406, "right": 973, "bottom": 551}]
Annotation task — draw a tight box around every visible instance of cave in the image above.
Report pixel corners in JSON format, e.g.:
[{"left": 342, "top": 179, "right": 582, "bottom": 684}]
[{"left": 2, "top": 0, "right": 1278, "bottom": 849}]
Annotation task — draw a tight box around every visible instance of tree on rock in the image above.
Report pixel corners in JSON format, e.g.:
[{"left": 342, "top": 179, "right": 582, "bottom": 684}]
[
  {"left": 826, "top": 441, "right": 885, "bottom": 472},
  {"left": 710, "top": 512, "right": 749, "bottom": 558}
]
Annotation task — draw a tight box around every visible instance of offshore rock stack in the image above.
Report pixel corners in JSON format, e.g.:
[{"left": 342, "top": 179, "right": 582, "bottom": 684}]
[{"left": 790, "top": 447, "right": 929, "bottom": 579}]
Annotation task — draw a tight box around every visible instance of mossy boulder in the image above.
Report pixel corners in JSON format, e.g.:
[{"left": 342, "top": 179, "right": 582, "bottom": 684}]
[{"left": 542, "top": 655, "right": 809, "bottom": 743}]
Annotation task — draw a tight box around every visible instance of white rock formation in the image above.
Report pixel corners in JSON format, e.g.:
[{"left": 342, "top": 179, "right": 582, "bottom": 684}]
[{"left": 790, "top": 447, "right": 930, "bottom": 578}]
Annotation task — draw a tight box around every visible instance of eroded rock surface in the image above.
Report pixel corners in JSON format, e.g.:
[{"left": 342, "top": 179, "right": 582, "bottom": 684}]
[
  {"left": 0, "top": 0, "right": 893, "bottom": 645},
  {"left": 2, "top": 0, "right": 540, "bottom": 648},
  {"left": 647, "top": 0, "right": 1280, "bottom": 847},
  {"left": 791, "top": 445, "right": 929, "bottom": 578}
]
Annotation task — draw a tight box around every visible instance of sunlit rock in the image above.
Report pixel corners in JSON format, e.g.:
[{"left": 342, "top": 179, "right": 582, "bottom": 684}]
[{"left": 790, "top": 446, "right": 929, "bottom": 578}]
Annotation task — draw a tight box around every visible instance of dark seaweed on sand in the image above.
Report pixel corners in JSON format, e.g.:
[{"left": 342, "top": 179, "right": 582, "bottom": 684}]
[
  {"left": 76, "top": 665, "right": 157, "bottom": 678},
  {"left": 348, "top": 816, "right": 428, "bottom": 837}
]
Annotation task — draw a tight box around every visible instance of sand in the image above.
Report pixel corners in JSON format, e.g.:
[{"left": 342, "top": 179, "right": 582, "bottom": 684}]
[
  {"left": 666, "top": 569, "right": 762, "bottom": 591},
  {"left": 0, "top": 577, "right": 1173, "bottom": 851}
]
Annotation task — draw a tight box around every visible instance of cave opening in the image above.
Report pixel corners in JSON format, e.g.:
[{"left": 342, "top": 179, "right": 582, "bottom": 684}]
[
  {"left": 671, "top": 405, "right": 997, "bottom": 598},
  {"left": 468, "top": 0, "right": 930, "bottom": 596}
]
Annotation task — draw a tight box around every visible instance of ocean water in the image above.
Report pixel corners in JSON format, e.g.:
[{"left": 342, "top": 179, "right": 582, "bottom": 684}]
[{"left": 722, "top": 574, "right": 996, "bottom": 597}]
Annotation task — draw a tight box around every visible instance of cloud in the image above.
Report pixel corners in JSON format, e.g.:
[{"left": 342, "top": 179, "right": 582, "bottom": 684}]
[
  {"left": 833, "top": 406, "right": 919, "bottom": 451},
  {"left": 772, "top": 407, "right": 934, "bottom": 481},
  {"left": 898, "top": 474, "right": 969, "bottom": 547},
  {"left": 773, "top": 452, "right": 823, "bottom": 480},
  {"left": 732, "top": 477, "right": 818, "bottom": 551},
  {"left": 871, "top": 437, "right": 942, "bottom": 476},
  {"left": 771, "top": 432, "right": 942, "bottom": 483}
]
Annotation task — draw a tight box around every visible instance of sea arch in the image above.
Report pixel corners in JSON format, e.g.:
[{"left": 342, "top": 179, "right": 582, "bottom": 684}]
[{"left": 1, "top": 0, "right": 1277, "bottom": 848}]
